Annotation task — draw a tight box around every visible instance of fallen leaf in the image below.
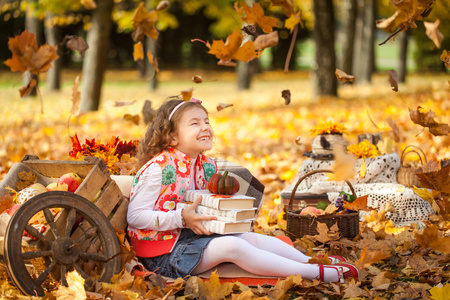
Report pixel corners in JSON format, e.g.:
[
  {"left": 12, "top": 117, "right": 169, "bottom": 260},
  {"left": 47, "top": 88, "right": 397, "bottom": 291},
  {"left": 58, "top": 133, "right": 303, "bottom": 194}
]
[
  {"left": 16, "top": 171, "right": 37, "bottom": 190},
  {"left": 198, "top": 270, "right": 234, "bottom": 299},
  {"left": 424, "top": 19, "right": 443, "bottom": 48},
  {"left": 388, "top": 70, "right": 398, "bottom": 92},
  {"left": 62, "top": 35, "right": 89, "bottom": 56},
  {"left": 344, "top": 195, "right": 369, "bottom": 211},
  {"left": 19, "top": 78, "right": 37, "bottom": 97},
  {"left": 281, "top": 89, "right": 291, "bottom": 105},
  {"left": 335, "top": 68, "right": 355, "bottom": 82},
  {"left": 132, "top": 2, "right": 159, "bottom": 42},
  {"left": 54, "top": 271, "right": 86, "bottom": 299},
  {"left": 133, "top": 42, "right": 144, "bottom": 61},
  {"left": 192, "top": 75, "right": 203, "bottom": 83},
  {"left": 355, "top": 245, "right": 390, "bottom": 269},
  {"left": 415, "top": 224, "right": 450, "bottom": 254},
  {"left": 217, "top": 103, "right": 233, "bottom": 111},
  {"left": 234, "top": 2, "right": 278, "bottom": 33},
  {"left": 253, "top": 31, "right": 279, "bottom": 50},
  {"left": 409, "top": 106, "right": 450, "bottom": 136},
  {"left": 71, "top": 76, "right": 81, "bottom": 116},
  {"left": 416, "top": 159, "right": 450, "bottom": 193},
  {"left": 429, "top": 283, "right": 450, "bottom": 300}
]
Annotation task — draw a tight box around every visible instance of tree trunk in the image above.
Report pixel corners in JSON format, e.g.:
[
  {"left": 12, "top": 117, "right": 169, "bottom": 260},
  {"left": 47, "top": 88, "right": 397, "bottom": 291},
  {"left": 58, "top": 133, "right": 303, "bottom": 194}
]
[
  {"left": 354, "top": 0, "right": 376, "bottom": 83},
  {"left": 398, "top": 30, "right": 408, "bottom": 83},
  {"left": 80, "top": 0, "right": 114, "bottom": 112},
  {"left": 24, "top": 0, "right": 43, "bottom": 97},
  {"left": 146, "top": 36, "right": 158, "bottom": 90},
  {"left": 340, "top": 0, "right": 357, "bottom": 74},
  {"left": 313, "top": 0, "right": 337, "bottom": 96},
  {"left": 237, "top": 61, "right": 251, "bottom": 90},
  {"left": 44, "top": 14, "right": 62, "bottom": 91}
]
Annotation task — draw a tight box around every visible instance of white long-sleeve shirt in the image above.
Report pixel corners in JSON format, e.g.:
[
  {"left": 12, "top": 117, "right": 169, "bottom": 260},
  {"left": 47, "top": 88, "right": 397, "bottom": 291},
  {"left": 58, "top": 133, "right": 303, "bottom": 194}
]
[{"left": 127, "top": 160, "right": 196, "bottom": 232}]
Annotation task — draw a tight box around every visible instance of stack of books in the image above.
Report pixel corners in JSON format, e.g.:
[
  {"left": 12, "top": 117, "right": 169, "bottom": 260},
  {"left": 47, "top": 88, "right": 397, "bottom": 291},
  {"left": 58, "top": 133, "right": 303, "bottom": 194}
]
[{"left": 178, "top": 189, "right": 257, "bottom": 234}]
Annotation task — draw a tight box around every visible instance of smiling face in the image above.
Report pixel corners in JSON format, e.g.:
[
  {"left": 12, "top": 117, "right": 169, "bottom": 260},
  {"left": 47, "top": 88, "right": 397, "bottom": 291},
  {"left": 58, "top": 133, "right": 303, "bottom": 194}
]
[{"left": 170, "top": 106, "right": 214, "bottom": 158}]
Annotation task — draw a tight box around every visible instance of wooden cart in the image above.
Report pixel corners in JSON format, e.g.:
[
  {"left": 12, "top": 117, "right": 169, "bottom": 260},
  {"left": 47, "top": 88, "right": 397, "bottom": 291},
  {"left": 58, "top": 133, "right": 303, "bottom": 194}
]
[{"left": 0, "top": 155, "right": 129, "bottom": 296}]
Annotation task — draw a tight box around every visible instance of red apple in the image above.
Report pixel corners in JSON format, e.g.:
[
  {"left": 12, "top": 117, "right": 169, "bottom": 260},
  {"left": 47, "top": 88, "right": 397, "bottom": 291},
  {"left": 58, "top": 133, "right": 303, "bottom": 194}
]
[{"left": 57, "top": 173, "right": 82, "bottom": 193}]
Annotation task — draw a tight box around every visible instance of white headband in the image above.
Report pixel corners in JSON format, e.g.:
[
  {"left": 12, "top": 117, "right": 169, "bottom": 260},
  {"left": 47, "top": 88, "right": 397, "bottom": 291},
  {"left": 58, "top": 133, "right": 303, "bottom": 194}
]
[{"left": 168, "top": 98, "right": 202, "bottom": 121}]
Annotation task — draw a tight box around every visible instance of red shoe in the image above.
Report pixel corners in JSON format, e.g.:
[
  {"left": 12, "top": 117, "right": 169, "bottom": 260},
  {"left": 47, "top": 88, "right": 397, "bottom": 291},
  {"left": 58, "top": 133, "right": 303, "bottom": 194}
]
[
  {"left": 318, "top": 263, "right": 359, "bottom": 283},
  {"left": 317, "top": 254, "right": 347, "bottom": 264}
]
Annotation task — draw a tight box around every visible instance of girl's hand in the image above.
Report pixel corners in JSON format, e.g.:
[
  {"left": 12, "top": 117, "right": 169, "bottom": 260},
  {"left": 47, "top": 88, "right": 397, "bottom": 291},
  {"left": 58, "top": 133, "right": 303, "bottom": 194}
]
[{"left": 182, "top": 196, "right": 217, "bottom": 235}]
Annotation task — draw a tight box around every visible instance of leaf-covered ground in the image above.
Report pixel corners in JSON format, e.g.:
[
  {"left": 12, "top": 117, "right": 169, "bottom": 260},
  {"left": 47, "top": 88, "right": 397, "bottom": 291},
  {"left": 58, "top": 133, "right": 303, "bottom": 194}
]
[{"left": 0, "top": 69, "right": 449, "bottom": 299}]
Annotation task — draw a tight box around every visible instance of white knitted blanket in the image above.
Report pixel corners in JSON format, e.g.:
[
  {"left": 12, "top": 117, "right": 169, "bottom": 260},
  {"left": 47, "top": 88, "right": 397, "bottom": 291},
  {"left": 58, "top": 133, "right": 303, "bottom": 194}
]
[{"left": 282, "top": 154, "right": 434, "bottom": 227}]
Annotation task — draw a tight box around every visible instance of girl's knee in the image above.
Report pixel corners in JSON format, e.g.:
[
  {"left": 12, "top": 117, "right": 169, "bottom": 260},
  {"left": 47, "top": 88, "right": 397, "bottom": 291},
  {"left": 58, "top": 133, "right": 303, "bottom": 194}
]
[{"left": 209, "top": 236, "right": 252, "bottom": 260}]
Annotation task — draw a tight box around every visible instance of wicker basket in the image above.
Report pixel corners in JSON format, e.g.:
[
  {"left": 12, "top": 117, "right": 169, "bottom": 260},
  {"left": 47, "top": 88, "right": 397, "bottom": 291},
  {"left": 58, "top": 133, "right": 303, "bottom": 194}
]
[
  {"left": 285, "top": 169, "right": 360, "bottom": 240},
  {"left": 397, "top": 145, "right": 427, "bottom": 188}
]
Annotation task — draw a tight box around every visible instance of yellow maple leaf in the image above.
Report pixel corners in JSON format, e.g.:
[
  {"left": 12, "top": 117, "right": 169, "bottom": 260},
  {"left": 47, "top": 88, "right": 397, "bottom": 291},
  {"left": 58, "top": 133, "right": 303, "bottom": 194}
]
[
  {"left": 359, "top": 158, "right": 367, "bottom": 179},
  {"left": 133, "top": 42, "right": 144, "bottom": 61},
  {"left": 285, "top": 11, "right": 301, "bottom": 33},
  {"left": 234, "top": 2, "right": 278, "bottom": 33},
  {"left": 132, "top": 2, "right": 159, "bottom": 42},
  {"left": 412, "top": 187, "right": 439, "bottom": 203},
  {"left": 429, "top": 283, "right": 450, "bottom": 300}
]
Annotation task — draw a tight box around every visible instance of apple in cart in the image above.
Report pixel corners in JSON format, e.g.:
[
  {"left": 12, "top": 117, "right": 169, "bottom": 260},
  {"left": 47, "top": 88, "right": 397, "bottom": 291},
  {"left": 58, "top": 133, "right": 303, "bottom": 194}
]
[
  {"left": 57, "top": 172, "right": 83, "bottom": 193},
  {"left": 46, "top": 182, "right": 68, "bottom": 191}
]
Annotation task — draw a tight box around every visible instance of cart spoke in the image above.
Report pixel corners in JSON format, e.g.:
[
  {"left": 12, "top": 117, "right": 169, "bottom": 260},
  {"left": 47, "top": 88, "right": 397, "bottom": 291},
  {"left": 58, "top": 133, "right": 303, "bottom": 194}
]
[
  {"left": 73, "top": 263, "right": 94, "bottom": 287},
  {"left": 22, "top": 250, "right": 53, "bottom": 259},
  {"left": 43, "top": 208, "right": 60, "bottom": 238},
  {"left": 80, "top": 252, "right": 108, "bottom": 262},
  {"left": 61, "top": 265, "right": 68, "bottom": 286},
  {"left": 65, "top": 208, "right": 77, "bottom": 237},
  {"left": 35, "top": 259, "right": 56, "bottom": 286},
  {"left": 75, "top": 226, "right": 97, "bottom": 245},
  {"left": 25, "top": 224, "right": 52, "bottom": 244}
]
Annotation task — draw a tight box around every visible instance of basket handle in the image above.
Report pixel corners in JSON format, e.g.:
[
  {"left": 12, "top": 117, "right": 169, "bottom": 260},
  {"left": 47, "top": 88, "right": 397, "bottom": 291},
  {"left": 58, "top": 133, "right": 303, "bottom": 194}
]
[
  {"left": 400, "top": 145, "right": 427, "bottom": 165},
  {"left": 288, "top": 169, "right": 357, "bottom": 206}
]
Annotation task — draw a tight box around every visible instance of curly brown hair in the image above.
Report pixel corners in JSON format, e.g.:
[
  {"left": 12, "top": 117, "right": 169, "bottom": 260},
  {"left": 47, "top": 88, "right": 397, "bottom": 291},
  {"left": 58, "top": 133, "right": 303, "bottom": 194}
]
[{"left": 136, "top": 96, "right": 208, "bottom": 167}]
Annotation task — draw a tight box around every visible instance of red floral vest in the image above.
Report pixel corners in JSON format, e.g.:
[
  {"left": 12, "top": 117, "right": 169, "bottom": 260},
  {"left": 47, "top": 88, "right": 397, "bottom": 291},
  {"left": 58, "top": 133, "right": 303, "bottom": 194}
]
[{"left": 127, "top": 147, "right": 217, "bottom": 257}]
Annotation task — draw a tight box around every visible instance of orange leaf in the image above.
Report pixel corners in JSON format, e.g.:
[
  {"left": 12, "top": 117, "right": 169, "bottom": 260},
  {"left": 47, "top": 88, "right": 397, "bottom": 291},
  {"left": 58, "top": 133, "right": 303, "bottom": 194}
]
[
  {"left": 132, "top": 2, "right": 158, "bottom": 42},
  {"left": 234, "top": 2, "right": 278, "bottom": 33},
  {"left": 232, "top": 40, "right": 257, "bottom": 63},
  {"left": 335, "top": 68, "right": 355, "bottom": 82},
  {"left": 344, "top": 195, "right": 369, "bottom": 211},
  {"left": 415, "top": 224, "right": 450, "bottom": 254},
  {"left": 181, "top": 88, "right": 193, "bottom": 102},
  {"left": 71, "top": 76, "right": 81, "bottom": 115},
  {"left": 19, "top": 79, "right": 37, "bottom": 97},
  {"left": 4, "top": 30, "right": 59, "bottom": 74},
  {"left": 416, "top": 159, "right": 450, "bottom": 194},
  {"left": 217, "top": 103, "right": 233, "bottom": 111},
  {"left": 208, "top": 29, "right": 243, "bottom": 62},
  {"left": 355, "top": 246, "right": 390, "bottom": 269},
  {"left": 147, "top": 50, "right": 159, "bottom": 73},
  {"left": 441, "top": 50, "right": 450, "bottom": 68},
  {"left": 424, "top": 19, "right": 443, "bottom": 49},
  {"left": 409, "top": 106, "right": 450, "bottom": 136},
  {"left": 192, "top": 75, "right": 203, "bottom": 83},
  {"left": 133, "top": 42, "right": 144, "bottom": 61}
]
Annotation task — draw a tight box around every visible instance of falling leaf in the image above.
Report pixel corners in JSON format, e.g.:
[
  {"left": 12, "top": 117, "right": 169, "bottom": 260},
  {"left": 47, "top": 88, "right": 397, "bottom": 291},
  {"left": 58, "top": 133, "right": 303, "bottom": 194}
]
[
  {"left": 281, "top": 89, "right": 291, "bottom": 105},
  {"left": 284, "top": 11, "right": 302, "bottom": 33},
  {"left": 132, "top": 2, "right": 159, "bottom": 42},
  {"left": 62, "top": 35, "right": 89, "bottom": 56},
  {"left": 271, "top": 0, "right": 296, "bottom": 17},
  {"left": 355, "top": 246, "right": 390, "bottom": 269},
  {"left": 147, "top": 50, "right": 159, "bottom": 72},
  {"left": 330, "top": 145, "right": 357, "bottom": 181},
  {"left": 335, "top": 68, "right": 355, "bottom": 82},
  {"left": 242, "top": 25, "right": 256, "bottom": 35},
  {"left": 217, "top": 103, "right": 233, "bottom": 111},
  {"left": 344, "top": 195, "right": 369, "bottom": 211},
  {"left": 4, "top": 30, "right": 59, "bottom": 75},
  {"left": 80, "top": 0, "right": 97, "bottom": 9},
  {"left": 19, "top": 78, "right": 36, "bottom": 97},
  {"left": 409, "top": 106, "right": 450, "bottom": 136},
  {"left": 181, "top": 88, "right": 193, "bottom": 101},
  {"left": 114, "top": 100, "right": 136, "bottom": 107},
  {"left": 359, "top": 158, "right": 367, "bottom": 179},
  {"left": 424, "top": 19, "right": 443, "bottom": 48},
  {"left": 415, "top": 224, "right": 450, "bottom": 254},
  {"left": 385, "top": 117, "right": 400, "bottom": 142},
  {"left": 234, "top": 2, "right": 278, "bottom": 33},
  {"left": 192, "top": 75, "right": 203, "bottom": 83},
  {"left": 440, "top": 50, "right": 450, "bottom": 68},
  {"left": 156, "top": 0, "right": 170, "bottom": 11},
  {"left": 376, "top": 0, "right": 434, "bottom": 32},
  {"left": 124, "top": 114, "right": 140, "bottom": 125},
  {"left": 388, "top": 70, "right": 398, "bottom": 92},
  {"left": 71, "top": 76, "right": 81, "bottom": 115},
  {"left": 133, "top": 42, "right": 144, "bottom": 61},
  {"left": 253, "top": 31, "right": 279, "bottom": 50}
]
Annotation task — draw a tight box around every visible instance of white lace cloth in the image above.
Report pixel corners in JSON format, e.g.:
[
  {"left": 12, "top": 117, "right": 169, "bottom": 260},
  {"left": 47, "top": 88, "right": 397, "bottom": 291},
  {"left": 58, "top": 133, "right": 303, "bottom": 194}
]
[{"left": 282, "top": 154, "right": 434, "bottom": 227}]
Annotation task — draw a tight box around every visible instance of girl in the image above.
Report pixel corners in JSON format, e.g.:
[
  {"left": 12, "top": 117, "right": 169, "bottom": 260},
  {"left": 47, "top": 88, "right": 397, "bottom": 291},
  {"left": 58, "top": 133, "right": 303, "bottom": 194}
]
[{"left": 126, "top": 97, "right": 359, "bottom": 283}]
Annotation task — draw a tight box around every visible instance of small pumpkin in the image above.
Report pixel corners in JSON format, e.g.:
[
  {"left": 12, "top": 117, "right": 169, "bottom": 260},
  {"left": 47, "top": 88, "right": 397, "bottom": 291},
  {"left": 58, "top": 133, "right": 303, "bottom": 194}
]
[{"left": 207, "top": 171, "right": 240, "bottom": 195}]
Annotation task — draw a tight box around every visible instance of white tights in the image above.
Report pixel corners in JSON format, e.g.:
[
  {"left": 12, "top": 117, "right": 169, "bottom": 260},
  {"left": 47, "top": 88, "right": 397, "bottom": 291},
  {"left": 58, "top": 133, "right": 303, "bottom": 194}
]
[{"left": 191, "top": 233, "right": 341, "bottom": 282}]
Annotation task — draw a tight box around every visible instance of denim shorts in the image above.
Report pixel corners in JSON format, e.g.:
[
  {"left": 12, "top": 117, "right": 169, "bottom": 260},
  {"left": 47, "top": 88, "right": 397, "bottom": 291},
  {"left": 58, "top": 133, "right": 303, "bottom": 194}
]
[{"left": 139, "top": 228, "right": 220, "bottom": 278}]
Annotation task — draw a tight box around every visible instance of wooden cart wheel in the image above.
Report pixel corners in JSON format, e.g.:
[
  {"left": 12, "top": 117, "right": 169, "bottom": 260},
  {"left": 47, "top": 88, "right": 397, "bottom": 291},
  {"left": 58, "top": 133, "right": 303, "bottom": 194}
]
[{"left": 3, "top": 191, "right": 121, "bottom": 296}]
